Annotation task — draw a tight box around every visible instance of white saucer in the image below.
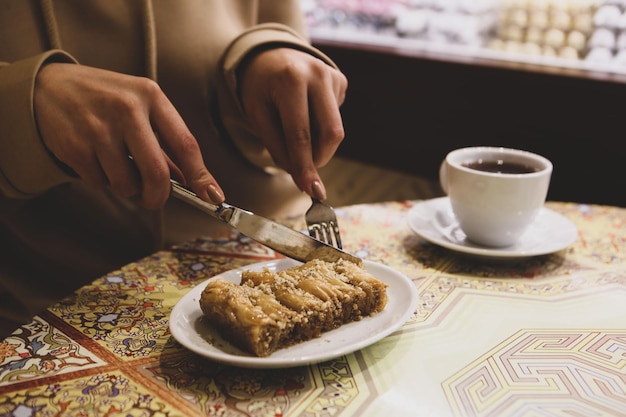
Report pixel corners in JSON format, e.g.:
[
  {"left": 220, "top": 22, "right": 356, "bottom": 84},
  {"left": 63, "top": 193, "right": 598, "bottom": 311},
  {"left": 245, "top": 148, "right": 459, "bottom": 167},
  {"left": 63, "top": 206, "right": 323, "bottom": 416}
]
[{"left": 407, "top": 197, "right": 578, "bottom": 258}]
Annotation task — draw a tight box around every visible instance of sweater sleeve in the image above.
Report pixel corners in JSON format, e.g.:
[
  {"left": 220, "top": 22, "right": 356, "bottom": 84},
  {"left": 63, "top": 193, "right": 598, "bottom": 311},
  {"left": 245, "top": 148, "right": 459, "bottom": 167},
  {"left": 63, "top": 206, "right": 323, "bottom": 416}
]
[
  {"left": 0, "top": 50, "right": 79, "bottom": 198},
  {"left": 215, "top": 22, "right": 341, "bottom": 171}
]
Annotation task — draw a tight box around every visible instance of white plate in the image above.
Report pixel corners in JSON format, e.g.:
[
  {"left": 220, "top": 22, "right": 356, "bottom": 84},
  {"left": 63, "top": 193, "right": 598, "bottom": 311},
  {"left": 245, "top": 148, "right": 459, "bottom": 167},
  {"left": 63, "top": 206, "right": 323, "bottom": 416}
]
[
  {"left": 169, "top": 259, "right": 418, "bottom": 368},
  {"left": 407, "top": 197, "right": 578, "bottom": 258}
]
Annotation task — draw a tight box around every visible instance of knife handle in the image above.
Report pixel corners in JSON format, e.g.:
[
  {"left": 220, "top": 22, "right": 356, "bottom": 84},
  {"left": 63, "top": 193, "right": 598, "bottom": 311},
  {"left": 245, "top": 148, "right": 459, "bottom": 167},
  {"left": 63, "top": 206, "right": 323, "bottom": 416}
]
[{"left": 169, "top": 179, "right": 225, "bottom": 222}]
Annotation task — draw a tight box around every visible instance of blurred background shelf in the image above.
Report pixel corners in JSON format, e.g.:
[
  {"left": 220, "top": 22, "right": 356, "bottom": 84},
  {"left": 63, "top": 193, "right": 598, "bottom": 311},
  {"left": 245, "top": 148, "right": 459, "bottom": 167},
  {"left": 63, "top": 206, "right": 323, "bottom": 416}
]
[{"left": 311, "top": 27, "right": 626, "bottom": 82}]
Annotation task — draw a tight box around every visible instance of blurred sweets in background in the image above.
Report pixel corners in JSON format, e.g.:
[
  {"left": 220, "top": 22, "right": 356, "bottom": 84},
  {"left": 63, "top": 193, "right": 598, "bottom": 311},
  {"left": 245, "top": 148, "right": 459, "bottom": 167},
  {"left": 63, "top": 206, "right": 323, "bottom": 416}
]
[
  {"left": 489, "top": 0, "right": 626, "bottom": 66},
  {"left": 392, "top": 0, "right": 500, "bottom": 46},
  {"left": 303, "top": 0, "right": 626, "bottom": 70},
  {"left": 488, "top": 0, "right": 597, "bottom": 60},
  {"left": 586, "top": 0, "right": 626, "bottom": 66},
  {"left": 303, "top": 0, "right": 500, "bottom": 45},
  {"left": 302, "top": 0, "right": 399, "bottom": 32}
]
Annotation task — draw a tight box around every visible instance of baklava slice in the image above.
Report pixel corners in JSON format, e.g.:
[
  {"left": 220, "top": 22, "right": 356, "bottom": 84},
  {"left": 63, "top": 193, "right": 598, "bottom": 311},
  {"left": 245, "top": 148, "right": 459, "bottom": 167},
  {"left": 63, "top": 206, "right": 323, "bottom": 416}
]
[{"left": 199, "top": 258, "right": 388, "bottom": 357}]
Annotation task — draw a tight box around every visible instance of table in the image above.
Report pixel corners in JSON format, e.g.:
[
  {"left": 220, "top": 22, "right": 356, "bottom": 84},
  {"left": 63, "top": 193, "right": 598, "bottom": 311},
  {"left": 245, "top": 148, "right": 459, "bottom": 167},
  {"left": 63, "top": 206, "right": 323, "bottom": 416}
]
[{"left": 1, "top": 200, "right": 625, "bottom": 416}]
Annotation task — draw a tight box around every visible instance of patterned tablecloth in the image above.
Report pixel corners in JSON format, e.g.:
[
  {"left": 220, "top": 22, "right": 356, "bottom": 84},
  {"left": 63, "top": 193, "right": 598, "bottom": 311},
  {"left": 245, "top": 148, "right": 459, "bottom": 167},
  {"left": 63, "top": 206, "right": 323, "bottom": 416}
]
[{"left": 1, "top": 200, "right": 625, "bottom": 417}]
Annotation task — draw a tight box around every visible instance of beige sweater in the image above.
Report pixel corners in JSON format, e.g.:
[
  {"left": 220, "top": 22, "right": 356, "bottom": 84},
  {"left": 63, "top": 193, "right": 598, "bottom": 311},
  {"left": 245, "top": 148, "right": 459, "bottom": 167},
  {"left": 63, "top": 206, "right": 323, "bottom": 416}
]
[{"left": 0, "top": 0, "right": 340, "bottom": 333}]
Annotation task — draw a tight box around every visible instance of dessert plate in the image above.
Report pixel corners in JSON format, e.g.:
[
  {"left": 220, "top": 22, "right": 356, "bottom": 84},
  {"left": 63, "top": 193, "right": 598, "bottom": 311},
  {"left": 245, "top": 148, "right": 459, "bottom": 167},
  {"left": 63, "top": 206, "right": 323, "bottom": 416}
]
[
  {"left": 169, "top": 259, "right": 418, "bottom": 368},
  {"left": 407, "top": 197, "right": 578, "bottom": 258}
]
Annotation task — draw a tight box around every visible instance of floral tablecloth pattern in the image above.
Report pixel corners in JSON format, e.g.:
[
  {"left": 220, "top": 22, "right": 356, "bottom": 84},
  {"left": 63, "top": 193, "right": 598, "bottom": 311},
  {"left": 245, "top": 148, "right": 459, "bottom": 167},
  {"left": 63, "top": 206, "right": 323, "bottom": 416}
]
[{"left": 1, "top": 201, "right": 625, "bottom": 417}]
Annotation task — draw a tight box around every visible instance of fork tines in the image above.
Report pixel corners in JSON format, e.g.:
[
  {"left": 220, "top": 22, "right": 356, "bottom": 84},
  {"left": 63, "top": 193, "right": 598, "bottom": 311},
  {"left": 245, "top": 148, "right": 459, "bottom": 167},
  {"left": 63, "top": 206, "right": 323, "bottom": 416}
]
[{"left": 305, "top": 198, "right": 343, "bottom": 249}]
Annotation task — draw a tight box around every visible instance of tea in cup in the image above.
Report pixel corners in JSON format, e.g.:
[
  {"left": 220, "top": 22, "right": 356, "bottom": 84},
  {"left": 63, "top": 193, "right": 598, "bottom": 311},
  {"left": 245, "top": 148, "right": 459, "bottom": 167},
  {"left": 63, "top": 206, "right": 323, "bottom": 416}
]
[{"left": 439, "top": 146, "right": 553, "bottom": 247}]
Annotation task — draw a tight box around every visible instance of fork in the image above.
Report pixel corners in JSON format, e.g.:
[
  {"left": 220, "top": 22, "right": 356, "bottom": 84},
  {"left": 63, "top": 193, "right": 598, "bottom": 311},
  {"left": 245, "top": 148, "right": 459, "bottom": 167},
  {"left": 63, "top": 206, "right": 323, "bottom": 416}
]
[{"left": 305, "top": 198, "right": 343, "bottom": 249}]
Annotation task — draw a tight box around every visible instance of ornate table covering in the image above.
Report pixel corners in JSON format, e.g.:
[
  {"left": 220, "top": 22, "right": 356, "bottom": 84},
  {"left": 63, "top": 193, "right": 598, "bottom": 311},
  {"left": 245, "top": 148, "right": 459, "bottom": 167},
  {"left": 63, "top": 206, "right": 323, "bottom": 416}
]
[{"left": 1, "top": 201, "right": 625, "bottom": 417}]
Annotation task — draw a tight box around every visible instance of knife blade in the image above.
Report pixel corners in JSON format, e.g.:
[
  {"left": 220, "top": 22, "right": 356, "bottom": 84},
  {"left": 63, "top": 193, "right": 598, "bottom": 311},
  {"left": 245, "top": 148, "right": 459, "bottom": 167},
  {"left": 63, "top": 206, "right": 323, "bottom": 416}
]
[{"left": 169, "top": 180, "right": 362, "bottom": 265}]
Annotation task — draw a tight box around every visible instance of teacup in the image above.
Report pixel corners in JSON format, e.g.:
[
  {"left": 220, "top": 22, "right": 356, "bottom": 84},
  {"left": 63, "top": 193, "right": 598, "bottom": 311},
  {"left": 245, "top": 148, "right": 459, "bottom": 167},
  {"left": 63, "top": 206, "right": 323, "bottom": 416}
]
[{"left": 439, "top": 146, "right": 553, "bottom": 247}]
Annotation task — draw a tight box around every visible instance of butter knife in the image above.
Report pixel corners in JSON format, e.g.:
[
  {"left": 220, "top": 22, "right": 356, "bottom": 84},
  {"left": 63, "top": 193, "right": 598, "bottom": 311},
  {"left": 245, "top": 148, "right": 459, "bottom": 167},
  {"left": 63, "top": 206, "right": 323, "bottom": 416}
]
[{"left": 169, "top": 180, "right": 362, "bottom": 265}]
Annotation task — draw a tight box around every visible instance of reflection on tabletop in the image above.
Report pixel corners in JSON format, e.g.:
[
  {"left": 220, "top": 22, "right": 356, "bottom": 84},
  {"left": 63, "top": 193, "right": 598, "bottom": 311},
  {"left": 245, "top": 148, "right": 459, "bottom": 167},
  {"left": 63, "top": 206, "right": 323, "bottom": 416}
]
[{"left": 0, "top": 200, "right": 625, "bottom": 417}]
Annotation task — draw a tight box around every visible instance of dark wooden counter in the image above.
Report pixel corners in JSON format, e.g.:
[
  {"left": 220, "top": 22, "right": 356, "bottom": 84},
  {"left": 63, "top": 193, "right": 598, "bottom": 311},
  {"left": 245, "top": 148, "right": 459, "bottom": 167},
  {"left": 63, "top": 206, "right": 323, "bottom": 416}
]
[{"left": 314, "top": 39, "right": 626, "bottom": 207}]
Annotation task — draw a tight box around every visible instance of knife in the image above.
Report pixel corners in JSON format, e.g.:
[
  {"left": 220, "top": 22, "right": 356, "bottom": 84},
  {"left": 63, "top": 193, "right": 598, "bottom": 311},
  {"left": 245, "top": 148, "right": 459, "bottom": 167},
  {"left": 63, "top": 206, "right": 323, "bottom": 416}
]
[{"left": 169, "top": 180, "right": 362, "bottom": 265}]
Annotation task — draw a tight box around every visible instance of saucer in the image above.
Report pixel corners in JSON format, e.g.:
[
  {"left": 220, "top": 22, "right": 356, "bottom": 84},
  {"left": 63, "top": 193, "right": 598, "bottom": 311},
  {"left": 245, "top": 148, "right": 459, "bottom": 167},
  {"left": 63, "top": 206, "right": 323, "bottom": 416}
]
[{"left": 407, "top": 197, "right": 578, "bottom": 258}]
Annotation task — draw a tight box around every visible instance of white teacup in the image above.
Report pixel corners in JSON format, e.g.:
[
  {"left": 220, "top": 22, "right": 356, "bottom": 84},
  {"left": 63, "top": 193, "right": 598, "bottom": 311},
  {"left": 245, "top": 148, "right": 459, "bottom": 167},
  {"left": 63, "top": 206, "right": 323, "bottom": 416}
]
[{"left": 439, "top": 146, "right": 553, "bottom": 247}]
